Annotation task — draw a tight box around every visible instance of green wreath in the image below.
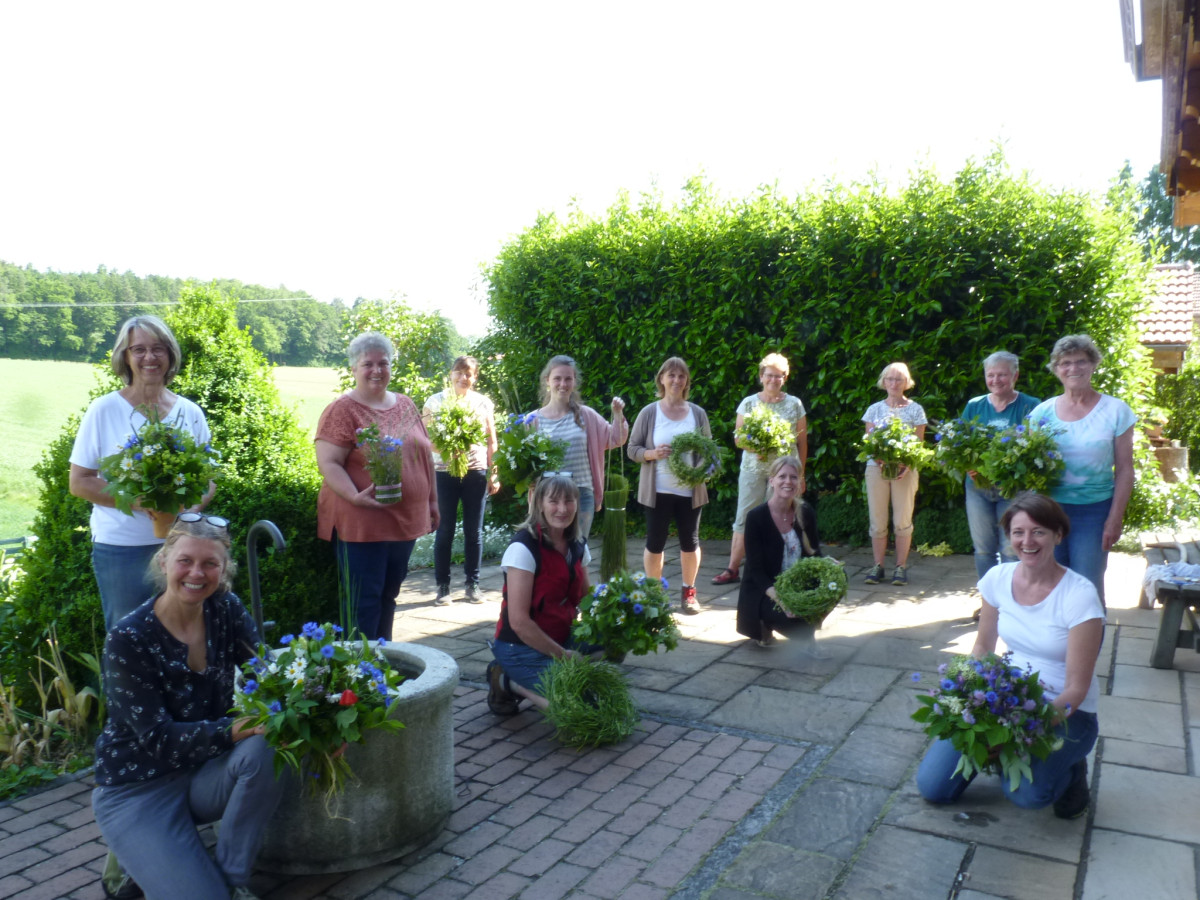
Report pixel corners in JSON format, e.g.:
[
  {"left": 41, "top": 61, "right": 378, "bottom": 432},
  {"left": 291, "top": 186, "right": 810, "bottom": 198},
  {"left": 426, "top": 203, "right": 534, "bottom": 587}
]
[
  {"left": 537, "top": 656, "right": 639, "bottom": 749},
  {"left": 773, "top": 556, "right": 848, "bottom": 623},
  {"left": 667, "top": 431, "right": 727, "bottom": 488}
]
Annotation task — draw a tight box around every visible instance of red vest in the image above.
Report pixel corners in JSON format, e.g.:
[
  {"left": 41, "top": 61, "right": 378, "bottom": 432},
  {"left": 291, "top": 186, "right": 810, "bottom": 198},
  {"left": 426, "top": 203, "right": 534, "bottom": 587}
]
[{"left": 496, "top": 528, "right": 587, "bottom": 646}]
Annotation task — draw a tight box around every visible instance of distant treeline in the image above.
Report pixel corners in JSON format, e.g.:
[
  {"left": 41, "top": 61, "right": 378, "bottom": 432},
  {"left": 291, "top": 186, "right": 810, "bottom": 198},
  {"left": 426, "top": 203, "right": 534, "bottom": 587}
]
[{"left": 0, "top": 260, "right": 349, "bottom": 367}]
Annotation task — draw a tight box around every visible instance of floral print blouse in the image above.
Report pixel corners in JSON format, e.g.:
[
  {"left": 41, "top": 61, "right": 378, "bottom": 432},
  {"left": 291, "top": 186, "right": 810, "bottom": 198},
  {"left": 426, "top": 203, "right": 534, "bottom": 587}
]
[{"left": 93, "top": 592, "right": 261, "bottom": 786}]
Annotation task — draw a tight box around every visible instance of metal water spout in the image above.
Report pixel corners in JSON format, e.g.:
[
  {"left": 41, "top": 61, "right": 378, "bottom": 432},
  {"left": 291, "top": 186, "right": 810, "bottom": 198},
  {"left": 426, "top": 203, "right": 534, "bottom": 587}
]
[{"left": 246, "top": 519, "right": 286, "bottom": 635}]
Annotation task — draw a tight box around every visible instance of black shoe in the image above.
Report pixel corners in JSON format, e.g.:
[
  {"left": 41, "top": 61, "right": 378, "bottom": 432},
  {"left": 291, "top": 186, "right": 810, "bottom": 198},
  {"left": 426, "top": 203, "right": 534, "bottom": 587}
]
[
  {"left": 102, "top": 852, "right": 143, "bottom": 900},
  {"left": 1053, "top": 760, "right": 1090, "bottom": 820},
  {"left": 486, "top": 660, "right": 519, "bottom": 716}
]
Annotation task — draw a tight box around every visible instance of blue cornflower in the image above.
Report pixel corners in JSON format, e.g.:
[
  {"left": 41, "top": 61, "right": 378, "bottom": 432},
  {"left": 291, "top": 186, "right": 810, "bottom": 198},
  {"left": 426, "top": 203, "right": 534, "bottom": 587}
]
[
  {"left": 620, "top": 594, "right": 629, "bottom": 604},
  {"left": 243, "top": 680, "right": 258, "bottom": 694},
  {"left": 1000, "top": 436, "right": 1011, "bottom": 444},
  {"left": 321, "top": 645, "right": 335, "bottom": 659},
  {"left": 332, "top": 625, "right": 343, "bottom": 634},
  {"left": 985, "top": 691, "right": 998, "bottom": 704},
  {"left": 280, "top": 634, "right": 295, "bottom": 645},
  {"left": 377, "top": 638, "right": 388, "bottom": 647},
  {"left": 633, "top": 603, "right": 644, "bottom": 614},
  {"left": 301, "top": 622, "right": 321, "bottom": 638},
  {"left": 941, "top": 678, "right": 956, "bottom": 691},
  {"left": 1015, "top": 425, "right": 1026, "bottom": 434},
  {"left": 911, "top": 672, "right": 922, "bottom": 682},
  {"left": 661, "top": 577, "right": 669, "bottom": 589},
  {"left": 269, "top": 700, "right": 282, "bottom": 714},
  {"left": 133, "top": 452, "right": 143, "bottom": 461},
  {"left": 313, "top": 627, "right": 327, "bottom": 641}
]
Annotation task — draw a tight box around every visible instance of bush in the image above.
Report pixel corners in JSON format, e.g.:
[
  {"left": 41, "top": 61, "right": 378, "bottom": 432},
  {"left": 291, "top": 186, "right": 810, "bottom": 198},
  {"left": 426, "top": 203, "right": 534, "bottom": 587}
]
[
  {"left": 912, "top": 504, "right": 974, "bottom": 555},
  {"left": 815, "top": 490, "right": 870, "bottom": 546},
  {"left": 483, "top": 155, "right": 1155, "bottom": 523}
]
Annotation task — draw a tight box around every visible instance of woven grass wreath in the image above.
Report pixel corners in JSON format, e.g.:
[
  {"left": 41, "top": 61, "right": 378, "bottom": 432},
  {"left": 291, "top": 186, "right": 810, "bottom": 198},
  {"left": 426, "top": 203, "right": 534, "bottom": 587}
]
[
  {"left": 667, "top": 431, "right": 726, "bottom": 488},
  {"left": 773, "top": 556, "right": 848, "bottom": 623},
  {"left": 537, "top": 656, "right": 639, "bottom": 749}
]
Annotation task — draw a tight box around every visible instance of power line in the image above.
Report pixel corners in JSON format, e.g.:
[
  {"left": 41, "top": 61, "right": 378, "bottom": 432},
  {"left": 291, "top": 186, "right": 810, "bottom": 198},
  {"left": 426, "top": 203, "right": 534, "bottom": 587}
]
[{"left": 0, "top": 296, "right": 315, "bottom": 310}]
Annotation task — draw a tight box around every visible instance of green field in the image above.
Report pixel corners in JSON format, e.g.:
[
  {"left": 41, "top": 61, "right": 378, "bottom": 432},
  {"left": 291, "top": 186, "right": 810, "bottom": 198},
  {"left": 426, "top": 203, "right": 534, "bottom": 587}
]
[{"left": 0, "top": 359, "right": 340, "bottom": 538}]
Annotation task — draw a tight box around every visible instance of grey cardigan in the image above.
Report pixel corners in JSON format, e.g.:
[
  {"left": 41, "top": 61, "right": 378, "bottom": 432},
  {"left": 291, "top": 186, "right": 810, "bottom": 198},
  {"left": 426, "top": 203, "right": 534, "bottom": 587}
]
[{"left": 626, "top": 400, "right": 713, "bottom": 508}]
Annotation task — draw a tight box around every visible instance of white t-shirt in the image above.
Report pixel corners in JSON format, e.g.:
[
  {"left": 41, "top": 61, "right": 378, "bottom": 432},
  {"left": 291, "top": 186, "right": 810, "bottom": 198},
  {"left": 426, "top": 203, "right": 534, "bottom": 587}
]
[
  {"left": 652, "top": 403, "right": 697, "bottom": 497},
  {"left": 1029, "top": 394, "right": 1136, "bottom": 505},
  {"left": 69, "top": 391, "right": 211, "bottom": 546},
  {"left": 736, "top": 393, "right": 806, "bottom": 474},
  {"left": 860, "top": 400, "right": 928, "bottom": 469},
  {"left": 980, "top": 562, "right": 1105, "bottom": 713},
  {"left": 501, "top": 540, "right": 591, "bottom": 573},
  {"left": 422, "top": 390, "right": 494, "bottom": 472}
]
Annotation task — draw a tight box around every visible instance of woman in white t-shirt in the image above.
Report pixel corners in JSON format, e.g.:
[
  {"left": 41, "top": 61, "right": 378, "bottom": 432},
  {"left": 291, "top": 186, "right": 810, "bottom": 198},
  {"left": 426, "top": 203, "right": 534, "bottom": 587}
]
[
  {"left": 916, "top": 492, "right": 1104, "bottom": 819},
  {"left": 627, "top": 358, "right": 713, "bottom": 614},
  {"left": 68, "top": 316, "right": 213, "bottom": 631}
]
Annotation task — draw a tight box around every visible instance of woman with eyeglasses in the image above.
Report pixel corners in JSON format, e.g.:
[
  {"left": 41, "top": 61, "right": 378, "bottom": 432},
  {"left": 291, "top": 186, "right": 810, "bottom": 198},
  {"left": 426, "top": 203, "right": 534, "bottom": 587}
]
[
  {"left": 91, "top": 516, "right": 285, "bottom": 900},
  {"left": 861, "top": 362, "right": 927, "bottom": 587},
  {"left": 69, "top": 316, "right": 216, "bottom": 631},
  {"left": 486, "top": 474, "right": 599, "bottom": 715},
  {"left": 712, "top": 353, "right": 808, "bottom": 587},
  {"left": 1028, "top": 335, "right": 1135, "bottom": 604},
  {"left": 315, "top": 332, "right": 438, "bottom": 640},
  {"left": 527, "top": 355, "right": 627, "bottom": 540}
]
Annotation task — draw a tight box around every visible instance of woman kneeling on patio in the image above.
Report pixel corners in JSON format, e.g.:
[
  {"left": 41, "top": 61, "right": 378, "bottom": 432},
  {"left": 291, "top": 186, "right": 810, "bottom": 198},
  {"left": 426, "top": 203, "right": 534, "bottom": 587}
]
[{"left": 916, "top": 492, "right": 1103, "bottom": 819}]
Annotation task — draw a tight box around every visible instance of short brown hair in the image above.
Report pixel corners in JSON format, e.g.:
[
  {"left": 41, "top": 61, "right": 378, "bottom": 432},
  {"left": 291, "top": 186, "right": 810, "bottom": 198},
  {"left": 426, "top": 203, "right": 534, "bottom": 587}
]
[
  {"left": 1000, "top": 492, "right": 1071, "bottom": 539},
  {"left": 654, "top": 357, "right": 691, "bottom": 399},
  {"left": 452, "top": 355, "right": 480, "bottom": 377},
  {"left": 111, "top": 316, "right": 181, "bottom": 386}
]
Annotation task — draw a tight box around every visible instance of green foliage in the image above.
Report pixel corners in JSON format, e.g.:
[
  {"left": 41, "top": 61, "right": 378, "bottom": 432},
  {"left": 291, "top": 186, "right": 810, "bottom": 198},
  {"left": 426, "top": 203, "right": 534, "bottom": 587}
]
[
  {"left": 773, "top": 556, "right": 848, "bottom": 622},
  {"left": 815, "top": 490, "right": 870, "bottom": 546},
  {"left": 485, "top": 156, "right": 1156, "bottom": 523},
  {"left": 537, "top": 656, "right": 639, "bottom": 749},
  {"left": 1124, "top": 162, "right": 1200, "bottom": 264},
  {"left": 912, "top": 504, "right": 974, "bottom": 555},
  {"left": 338, "top": 298, "right": 456, "bottom": 403},
  {"left": 9, "top": 283, "right": 339, "bottom": 702}
]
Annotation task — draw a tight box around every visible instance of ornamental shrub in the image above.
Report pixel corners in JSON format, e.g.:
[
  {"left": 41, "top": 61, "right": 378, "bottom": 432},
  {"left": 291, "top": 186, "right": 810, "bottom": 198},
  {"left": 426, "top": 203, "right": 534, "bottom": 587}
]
[
  {"left": 6, "top": 284, "right": 338, "bottom": 700},
  {"left": 484, "top": 153, "right": 1156, "bottom": 529}
]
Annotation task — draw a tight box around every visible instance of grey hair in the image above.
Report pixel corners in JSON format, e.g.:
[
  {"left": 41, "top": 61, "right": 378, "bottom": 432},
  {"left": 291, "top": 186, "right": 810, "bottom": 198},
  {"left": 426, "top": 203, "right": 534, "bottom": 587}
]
[
  {"left": 111, "top": 316, "right": 182, "bottom": 386},
  {"left": 1046, "top": 334, "right": 1102, "bottom": 372},
  {"left": 348, "top": 332, "right": 396, "bottom": 368},
  {"left": 982, "top": 351, "right": 1019, "bottom": 373}
]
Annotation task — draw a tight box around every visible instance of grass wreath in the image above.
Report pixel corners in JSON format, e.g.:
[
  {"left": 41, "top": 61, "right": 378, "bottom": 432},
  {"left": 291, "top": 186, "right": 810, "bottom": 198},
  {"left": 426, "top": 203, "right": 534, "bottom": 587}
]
[
  {"left": 667, "top": 431, "right": 727, "bottom": 488},
  {"left": 537, "top": 656, "right": 639, "bottom": 749},
  {"left": 773, "top": 556, "right": 848, "bottom": 623}
]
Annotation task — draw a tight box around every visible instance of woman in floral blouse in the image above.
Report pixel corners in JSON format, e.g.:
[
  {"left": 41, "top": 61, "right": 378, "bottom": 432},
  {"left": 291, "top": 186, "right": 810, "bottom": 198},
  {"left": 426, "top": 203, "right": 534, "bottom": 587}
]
[{"left": 91, "top": 516, "right": 284, "bottom": 900}]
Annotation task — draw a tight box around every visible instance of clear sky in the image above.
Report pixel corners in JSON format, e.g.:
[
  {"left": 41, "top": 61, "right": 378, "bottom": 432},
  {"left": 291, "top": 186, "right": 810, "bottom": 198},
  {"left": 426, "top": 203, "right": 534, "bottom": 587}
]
[{"left": 0, "top": 2, "right": 1164, "bottom": 337}]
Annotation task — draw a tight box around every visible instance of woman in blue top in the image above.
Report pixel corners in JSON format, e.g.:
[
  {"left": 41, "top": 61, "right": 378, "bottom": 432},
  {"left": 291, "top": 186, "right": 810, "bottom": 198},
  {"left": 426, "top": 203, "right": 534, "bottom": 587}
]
[
  {"left": 961, "top": 351, "right": 1040, "bottom": 579},
  {"left": 1029, "top": 335, "right": 1135, "bottom": 605}
]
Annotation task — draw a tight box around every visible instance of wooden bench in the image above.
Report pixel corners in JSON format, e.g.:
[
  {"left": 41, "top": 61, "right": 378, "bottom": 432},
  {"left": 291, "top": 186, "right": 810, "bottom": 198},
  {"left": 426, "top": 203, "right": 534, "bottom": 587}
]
[{"left": 1143, "top": 537, "right": 1200, "bottom": 669}]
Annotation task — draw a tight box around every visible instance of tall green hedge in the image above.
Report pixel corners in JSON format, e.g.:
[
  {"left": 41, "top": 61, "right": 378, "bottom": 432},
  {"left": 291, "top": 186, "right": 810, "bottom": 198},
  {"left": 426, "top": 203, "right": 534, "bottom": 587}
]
[
  {"left": 4, "top": 284, "right": 338, "bottom": 696},
  {"left": 482, "top": 156, "right": 1155, "bottom": 521}
]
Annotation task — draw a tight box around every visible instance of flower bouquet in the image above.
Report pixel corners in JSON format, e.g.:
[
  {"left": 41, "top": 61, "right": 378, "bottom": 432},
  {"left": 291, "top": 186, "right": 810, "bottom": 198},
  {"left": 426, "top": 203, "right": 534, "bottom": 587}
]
[
  {"left": 233, "top": 622, "right": 405, "bottom": 800},
  {"left": 573, "top": 570, "right": 681, "bottom": 658},
  {"left": 355, "top": 422, "right": 404, "bottom": 503},
  {"left": 495, "top": 412, "right": 568, "bottom": 495},
  {"left": 537, "top": 655, "right": 638, "bottom": 749},
  {"left": 933, "top": 419, "right": 1000, "bottom": 490},
  {"left": 667, "top": 431, "right": 728, "bottom": 488},
  {"left": 772, "top": 556, "right": 847, "bottom": 623},
  {"left": 735, "top": 404, "right": 794, "bottom": 462},
  {"left": 911, "top": 652, "right": 1064, "bottom": 791},
  {"left": 98, "top": 410, "right": 221, "bottom": 537},
  {"left": 856, "top": 416, "right": 932, "bottom": 480},
  {"left": 428, "top": 393, "right": 487, "bottom": 479},
  {"left": 978, "top": 419, "right": 1065, "bottom": 499}
]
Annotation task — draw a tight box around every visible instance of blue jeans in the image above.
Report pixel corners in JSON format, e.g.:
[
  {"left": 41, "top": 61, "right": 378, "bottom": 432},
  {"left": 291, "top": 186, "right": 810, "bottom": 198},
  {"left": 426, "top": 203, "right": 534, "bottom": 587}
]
[
  {"left": 576, "top": 487, "right": 596, "bottom": 542},
  {"left": 492, "top": 637, "right": 599, "bottom": 693},
  {"left": 92, "top": 736, "right": 286, "bottom": 898},
  {"left": 916, "top": 710, "right": 1098, "bottom": 808},
  {"left": 1054, "top": 498, "right": 1113, "bottom": 606},
  {"left": 333, "top": 532, "right": 415, "bottom": 640},
  {"left": 93, "top": 543, "right": 160, "bottom": 631},
  {"left": 964, "top": 479, "right": 1015, "bottom": 579},
  {"left": 435, "top": 469, "right": 488, "bottom": 587}
]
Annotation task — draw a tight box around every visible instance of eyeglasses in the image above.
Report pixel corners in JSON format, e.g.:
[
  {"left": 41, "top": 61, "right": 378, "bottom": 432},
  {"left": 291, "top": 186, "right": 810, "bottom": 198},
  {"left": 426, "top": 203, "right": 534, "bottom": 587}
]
[
  {"left": 1055, "top": 359, "right": 1094, "bottom": 370},
  {"left": 176, "top": 512, "right": 230, "bottom": 530},
  {"left": 128, "top": 346, "right": 168, "bottom": 359},
  {"left": 542, "top": 471, "right": 573, "bottom": 479}
]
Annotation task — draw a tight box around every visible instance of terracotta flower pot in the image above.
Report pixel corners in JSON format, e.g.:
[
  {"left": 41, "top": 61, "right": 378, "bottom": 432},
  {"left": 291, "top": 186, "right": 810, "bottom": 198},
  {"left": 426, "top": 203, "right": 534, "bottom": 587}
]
[{"left": 148, "top": 509, "right": 177, "bottom": 538}]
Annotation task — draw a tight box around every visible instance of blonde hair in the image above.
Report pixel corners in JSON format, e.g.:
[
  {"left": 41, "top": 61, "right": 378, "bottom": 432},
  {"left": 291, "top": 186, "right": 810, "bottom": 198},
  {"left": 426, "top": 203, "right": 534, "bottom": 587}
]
[
  {"left": 758, "top": 353, "right": 790, "bottom": 379},
  {"left": 521, "top": 474, "right": 581, "bottom": 542},
  {"left": 877, "top": 362, "right": 915, "bottom": 391},
  {"left": 654, "top": 357, "right": 691, "bottom": 399},
  {"left": 150, "top": 519, "right": 237, "bottom": 594},
  {"left": 111, "top": 316, "right": 181, "bottom": 386}
]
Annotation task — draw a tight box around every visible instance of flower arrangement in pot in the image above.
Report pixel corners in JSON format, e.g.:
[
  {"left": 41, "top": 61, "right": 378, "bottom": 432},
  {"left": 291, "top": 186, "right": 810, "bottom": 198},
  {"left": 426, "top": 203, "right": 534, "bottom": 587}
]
[
  {"left": 856, "top": 416, "right": 933, "bottom": 480},
  {"left": 354, "top": 422, "right": 404, "bottom": 503},
  {"left": 771, "top": 556, "right": 848, "bottom": 624},
  {"left": 98, "top": 409, "right": 221, "bottom": 537},
  {"left": 233, "top": 622, "right": 405, "bottom": 803},
  {"left": 573, "top": 570, "right": 681, "bottom": 661},
  {"left": 911, "top": 652, "right": 1063, "bottom": 791}
]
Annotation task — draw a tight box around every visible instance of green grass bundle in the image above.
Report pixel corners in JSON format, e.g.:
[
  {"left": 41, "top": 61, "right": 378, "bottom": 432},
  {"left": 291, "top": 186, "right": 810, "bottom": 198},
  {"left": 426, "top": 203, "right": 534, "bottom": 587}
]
[
  {"left": 600, "top": 473, "right": 629, "bottom": 581},
  {"left": 537, "top": 655, "right": 639, "bottom": 749},
  {"left": 773, "top": 556, "right": 848, "bottom": 623},
  {"left": 667, "top": 431, "right": 728, "bottom": 487}
]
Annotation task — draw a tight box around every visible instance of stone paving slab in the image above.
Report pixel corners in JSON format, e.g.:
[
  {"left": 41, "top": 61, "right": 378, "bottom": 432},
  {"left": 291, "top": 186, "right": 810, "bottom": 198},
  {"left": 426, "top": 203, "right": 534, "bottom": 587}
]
[{"left": 4, "top": 542, "right": 1200, "bottom": 899}]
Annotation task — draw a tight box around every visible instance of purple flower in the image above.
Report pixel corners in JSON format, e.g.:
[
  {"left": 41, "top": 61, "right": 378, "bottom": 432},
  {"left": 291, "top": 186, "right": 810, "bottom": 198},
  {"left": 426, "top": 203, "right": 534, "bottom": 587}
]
[
  {"left": 1023, "top": 699, "right": 1036, "bottom": 711},
  {"left": 911, "top": 672, "right": 922, "bottom": 682},
  {"left": 660, "top": 577, "right": 669, "bottom": 589},
  {"left": 962, "top": 711, "right": 976, "bottom": 725},
  {"left": 269, "top": 700, "right": 282, "bottom": 714},
  {"left": 377, "top": 638, "right": 388, "bottom": 647},
  {"left": 937, "top": 663, "right": 948, "bottom": 675}
]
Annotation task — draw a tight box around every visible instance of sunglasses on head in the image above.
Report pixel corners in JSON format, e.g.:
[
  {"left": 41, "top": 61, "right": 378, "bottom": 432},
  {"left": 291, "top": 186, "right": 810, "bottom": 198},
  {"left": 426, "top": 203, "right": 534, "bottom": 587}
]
[{"left": 176, "top": 512, "right": 230, "bottom": 530}]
